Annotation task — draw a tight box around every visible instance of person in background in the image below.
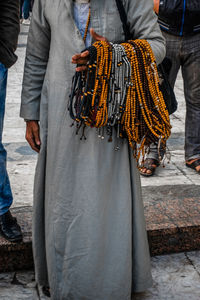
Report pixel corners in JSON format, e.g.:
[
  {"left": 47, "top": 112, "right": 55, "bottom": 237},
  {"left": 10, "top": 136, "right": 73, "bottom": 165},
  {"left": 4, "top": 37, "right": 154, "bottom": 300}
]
[
  {"left": 0, "top": 0, "right": 23, "bottom": 242},
  {"left": 140, "top": 0, "right": 200, "bottom": 176},
  {"left": 20, "top": 0, "right": 31, "bottom": 25}
]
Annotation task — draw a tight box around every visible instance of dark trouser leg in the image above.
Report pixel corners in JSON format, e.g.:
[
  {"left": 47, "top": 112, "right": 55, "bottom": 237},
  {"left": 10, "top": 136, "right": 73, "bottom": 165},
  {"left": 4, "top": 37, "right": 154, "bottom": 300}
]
[
  {"left": 23, "top": 0, "right": 31, "bottom": 19},
  {"left": 147, "top": 31, "right": 181, "bottom": 161},
  {"left": 20, "top": 0, "right": 25, "bottom": 19},
  {"left": 181, "top": 34, "right": 200, "bottom": 161},
  {"left": 30, "top": 0, "right": 34, "bottom": 12},
  {"left": 0, "top": 63, "right": 13, "bottom": 216}
]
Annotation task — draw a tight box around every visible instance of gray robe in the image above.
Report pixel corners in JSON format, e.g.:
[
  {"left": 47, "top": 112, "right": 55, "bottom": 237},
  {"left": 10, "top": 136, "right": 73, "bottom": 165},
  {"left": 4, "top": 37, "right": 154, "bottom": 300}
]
[{"left": 20, "top": 0, "right": 165, "bottom": 299}]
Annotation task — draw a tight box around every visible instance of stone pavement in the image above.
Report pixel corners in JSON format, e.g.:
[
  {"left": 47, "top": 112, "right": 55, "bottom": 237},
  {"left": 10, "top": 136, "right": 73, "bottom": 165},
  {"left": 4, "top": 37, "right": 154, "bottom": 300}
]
[
  {"left": 1, "top": 251, "right": 200, "bottom": 300},
  {"left": 0, "top": 270, "right": 48, "bottom": 300},
  {"left": 1, "top": 24, "right": 200, "bottom": 299}
]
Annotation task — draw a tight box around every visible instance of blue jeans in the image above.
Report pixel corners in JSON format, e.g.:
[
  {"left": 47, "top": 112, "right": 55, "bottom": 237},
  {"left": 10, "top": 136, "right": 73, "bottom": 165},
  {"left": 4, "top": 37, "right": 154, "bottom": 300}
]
[
  {"left": 0, "top": 63, "right": 13, "bottom": 216},
  {"left": 20, "top": 0, "right": 31, "bottom": 19},
  {"left": 147, "top": 32, "right": 200, "bottom": 162}
]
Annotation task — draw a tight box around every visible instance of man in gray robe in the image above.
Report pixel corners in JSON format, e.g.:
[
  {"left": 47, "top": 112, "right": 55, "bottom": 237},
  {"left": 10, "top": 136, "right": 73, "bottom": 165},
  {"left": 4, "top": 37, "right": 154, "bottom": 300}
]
[{"left": 21, "top": 0, "right": 165, "bottom": 299}]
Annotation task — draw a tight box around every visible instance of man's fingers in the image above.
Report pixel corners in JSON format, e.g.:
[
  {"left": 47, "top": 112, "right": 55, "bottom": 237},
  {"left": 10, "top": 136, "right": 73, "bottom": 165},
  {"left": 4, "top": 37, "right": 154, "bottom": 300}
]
[
  {"left": 76, "top": 65, "right": 88, "bottom": 72},
  {"left": 71, "top": 30, "right": 107, "bottom": 65},
  {"left": 90, "top": 28, "right": 107, "bottom": 42},
  {"left": 26, "top": 134, "right": 40, "bottom": 153},
  {"left": 26, "top": 121, "right": 41, "bottom": 153},
  {"left": 72, "top": 58, "right": 89, "bottom": 65},
  {"left": 74, "top": 58, "right": 89, "bottom": 65},
  {"left": 72, "top": 53, "right": 81, "bottom": 63},
  {"left": 71, "top": 28, "right": 107, "bottom": 71},
  {"left": 33, "top": 126, "right": 41, "bottom": 146},
  {"left": 72, "top": 51, "right": 89, "bottom": 64},
  {"left": 81, "top": 50, "right": 89, "bottom": 58}
]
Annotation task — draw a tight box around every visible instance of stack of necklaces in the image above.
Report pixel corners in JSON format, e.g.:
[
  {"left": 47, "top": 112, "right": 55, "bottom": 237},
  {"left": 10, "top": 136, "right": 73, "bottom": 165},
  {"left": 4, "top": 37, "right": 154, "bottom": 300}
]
[{"left": 68, "top": 39, "right": 171, "bottom": 162}]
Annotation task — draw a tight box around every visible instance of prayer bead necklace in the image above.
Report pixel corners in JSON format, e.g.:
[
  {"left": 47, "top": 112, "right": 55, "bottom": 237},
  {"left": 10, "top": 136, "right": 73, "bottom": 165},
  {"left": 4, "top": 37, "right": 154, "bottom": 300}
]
[{"left": 68, "top": 40, "right": 171, "bottom": 163}]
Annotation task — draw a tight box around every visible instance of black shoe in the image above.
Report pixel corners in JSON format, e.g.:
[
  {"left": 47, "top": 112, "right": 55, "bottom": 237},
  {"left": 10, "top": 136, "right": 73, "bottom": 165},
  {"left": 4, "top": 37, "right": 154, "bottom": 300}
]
[{"left": 0, "top": 210, "right": 23, "bottom": 243}]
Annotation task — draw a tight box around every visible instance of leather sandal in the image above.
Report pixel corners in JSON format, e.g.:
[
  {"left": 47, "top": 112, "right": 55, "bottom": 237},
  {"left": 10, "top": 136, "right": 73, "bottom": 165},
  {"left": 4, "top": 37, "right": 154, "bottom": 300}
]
[
  {"left": 139, "top": 158, "right": 160, "bottom": 177},
  {"left": 186, "top": 158, "right": 200, "bottom": 174}
]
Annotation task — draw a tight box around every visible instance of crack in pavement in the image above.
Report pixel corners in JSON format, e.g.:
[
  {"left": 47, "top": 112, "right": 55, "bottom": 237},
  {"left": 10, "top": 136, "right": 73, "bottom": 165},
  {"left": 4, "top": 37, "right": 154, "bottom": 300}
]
[
  {"left": 176, "top": 164, "right": 194, "bottom": 184},
  {"left": 184, "top": 252, "right": 200, "bottom": 278}
]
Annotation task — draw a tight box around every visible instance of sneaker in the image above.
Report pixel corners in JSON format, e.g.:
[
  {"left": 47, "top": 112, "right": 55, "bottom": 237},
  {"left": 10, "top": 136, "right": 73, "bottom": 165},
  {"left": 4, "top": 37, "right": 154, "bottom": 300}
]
[
  {"left": 0, "top": 210, "right": 23, "bottom": 243},
  {"left": 22, "top": 18, "right": 31, "bottom": 25}
]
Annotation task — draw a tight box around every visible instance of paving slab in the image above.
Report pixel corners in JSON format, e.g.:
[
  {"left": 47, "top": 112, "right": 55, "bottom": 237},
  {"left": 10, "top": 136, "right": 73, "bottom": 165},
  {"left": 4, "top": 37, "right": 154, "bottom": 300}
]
[
  {"left": 134, "top": 252, "right": 200, "bottom": 300},
  {"left": 7, "top": 159, "right": 36, "bottom": 207},
  {"left": 0, "top": 271, "right": 38, "bottom": 300},
  {"left": 1, "top": 252, "right": 200, "bottom": 300},
  {"left": 143, "top": 185, "right": 200, "bottom": 256},
  {"left": 0, "top": 271, "right": 49, "bottom": 299}
]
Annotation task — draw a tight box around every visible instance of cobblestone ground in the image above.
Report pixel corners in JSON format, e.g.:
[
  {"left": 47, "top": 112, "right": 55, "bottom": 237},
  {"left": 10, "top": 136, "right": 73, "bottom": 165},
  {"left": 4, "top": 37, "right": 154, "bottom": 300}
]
[{"left": 1, "top": 24, "right": 200, "bottom": 299}]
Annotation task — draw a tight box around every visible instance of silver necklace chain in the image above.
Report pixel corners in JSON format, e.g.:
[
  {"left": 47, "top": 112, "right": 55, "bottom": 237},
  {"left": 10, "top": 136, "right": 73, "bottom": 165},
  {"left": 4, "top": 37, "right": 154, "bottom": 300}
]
[{"left": 108, "top": 43, "right": 131, "bottom": 128}]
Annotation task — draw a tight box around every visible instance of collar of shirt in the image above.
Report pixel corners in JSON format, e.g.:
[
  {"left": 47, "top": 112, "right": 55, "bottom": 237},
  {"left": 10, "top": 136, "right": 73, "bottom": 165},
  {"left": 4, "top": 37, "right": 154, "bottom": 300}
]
[{"left": 74, "top": 0, "right": 90, "bottom": 3}]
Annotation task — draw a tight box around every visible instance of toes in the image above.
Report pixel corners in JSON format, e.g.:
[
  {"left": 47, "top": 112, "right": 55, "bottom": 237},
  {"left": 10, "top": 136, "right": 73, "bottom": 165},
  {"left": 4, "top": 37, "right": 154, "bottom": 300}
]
[
  {"left": 146, "top": 169, "right": 152, "bottom": 175},
  {"left": 196, "top": 166, "right": 200, "bottom": 172},
  {"left": 140, "top": 168, "right": 147, "bottom": 174}
]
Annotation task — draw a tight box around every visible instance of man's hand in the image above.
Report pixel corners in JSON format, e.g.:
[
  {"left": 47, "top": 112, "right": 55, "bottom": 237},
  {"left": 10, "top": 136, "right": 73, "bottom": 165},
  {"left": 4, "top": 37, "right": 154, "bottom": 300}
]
[
  {"left": 71, "top": 28, "right": 108, "bottom": 72},
  {"left": 153, "top": 0, "right": 160, "bottom": 14},
  {"left": 25, "top": 120, "right": 41, "bottom": 153}
]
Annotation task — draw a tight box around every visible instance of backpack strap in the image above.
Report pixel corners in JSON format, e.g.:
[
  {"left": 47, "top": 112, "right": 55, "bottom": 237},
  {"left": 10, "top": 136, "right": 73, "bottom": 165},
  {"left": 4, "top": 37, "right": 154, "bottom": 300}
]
[{"left": 115, "top": 0, "right": 132, "bottom": 40}]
